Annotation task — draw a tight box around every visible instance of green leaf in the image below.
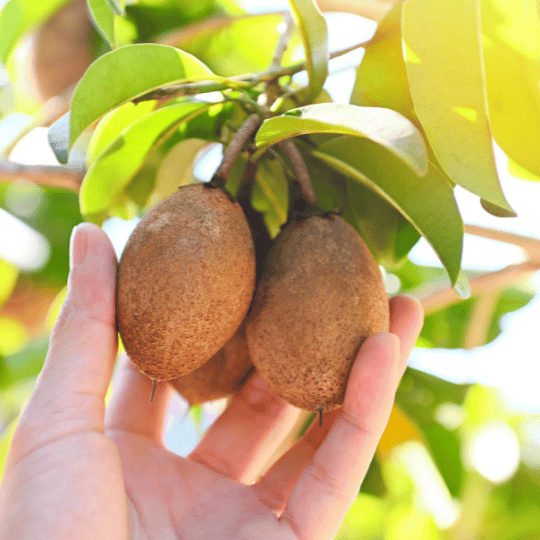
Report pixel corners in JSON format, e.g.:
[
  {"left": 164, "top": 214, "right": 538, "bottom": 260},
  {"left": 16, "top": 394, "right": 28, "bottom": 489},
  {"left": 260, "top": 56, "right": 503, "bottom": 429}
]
[
  {"left": 67, "top": 44, "right": 217, "bottom": 154},
  {"left": 252, "top": 158, "right": 289, "bottom": 238},
  {"left": 482, "top": 0, "right": 540, "bottom": 178},
  {"left": 87, "top": 0, "right": 121, "bottom": 48},
  {"left": 402, "top": 0, "right": 515, "bottom": 215},
  {"left": 303, "top": 153, "right": 420, "bottom": 267},
  {"left": 80, "top": 101, "right": 215, "bottom": 219},
  {"left": 255, "top": 103, "right": 428, "bottom": 175},
  {"left": 152, "top": 138, "right": 209, "bottom": 202},
  {"left": 0, "top": 0, "right": 70, "bottom": 65},
  {"left": 175, "top": 14, "right": 302, "bottom": 77},
  {"left": 86, "top": 100, "right": 157, "bottom": 166},
  {"left": 351, "top": 0, "right": 414, "bottom": 119},
  {"left": 313, "top": 136, "right": 466, "bottom": 291},
  {"left": 287, "top": 0, "right": 329, "bottom": 101}
]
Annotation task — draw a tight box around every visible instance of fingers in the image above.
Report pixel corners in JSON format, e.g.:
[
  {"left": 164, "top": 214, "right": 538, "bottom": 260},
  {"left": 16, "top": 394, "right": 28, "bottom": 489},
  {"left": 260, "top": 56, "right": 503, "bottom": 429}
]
[
  {"left": 105, "top": 354, "right": 173, "bottom": 444},
  {"left": 10, "top": 224, "right": 118, "bottom": 462},
  {"left": 188, "top": 372, "right": 301, "bottom": 483},
  {"left": 389, "top": 294, "right": 425, "bottom": 377},
  {"left": 252, "top": 295, "right": 423, "bottom": 538},
  {"left": 279, "top": 332, "right": 401, "bottom": 540}
]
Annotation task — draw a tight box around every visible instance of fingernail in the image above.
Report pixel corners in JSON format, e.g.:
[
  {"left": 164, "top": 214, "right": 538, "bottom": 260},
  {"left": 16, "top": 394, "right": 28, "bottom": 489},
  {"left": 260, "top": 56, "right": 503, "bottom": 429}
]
[{"left": 70, "top": 224, "right": 88, "bottom": 268}]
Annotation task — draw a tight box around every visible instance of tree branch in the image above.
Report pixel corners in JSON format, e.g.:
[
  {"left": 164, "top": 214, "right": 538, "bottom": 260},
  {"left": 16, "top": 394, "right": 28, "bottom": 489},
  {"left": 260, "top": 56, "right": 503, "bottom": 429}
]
[
  {"left": 418, "top": 261, "right": 539, "bottom": 315},
  {"left": 0, "top": 160, "right": 85, "bottom": 192},
  {"left": 464, "top": 224, "right": 540, "bottom": 264}
]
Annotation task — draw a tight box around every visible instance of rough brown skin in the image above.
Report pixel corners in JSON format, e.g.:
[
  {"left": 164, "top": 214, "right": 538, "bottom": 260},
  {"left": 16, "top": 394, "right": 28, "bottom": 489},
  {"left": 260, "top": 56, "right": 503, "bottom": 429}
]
[
  {"left": 246, "top": 215, "right": 389, "bottom": 412},
  {"left": 117, "top": 184, "right": 256, "bottom": 381},
  {"left": 169, "top": 323, "right": 254, "bottom": 405}
]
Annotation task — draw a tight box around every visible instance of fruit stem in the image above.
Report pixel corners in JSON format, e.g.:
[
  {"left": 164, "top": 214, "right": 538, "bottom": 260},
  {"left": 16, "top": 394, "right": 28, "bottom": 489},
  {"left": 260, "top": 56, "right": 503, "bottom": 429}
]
[
  {"left": 278, "top": 140, "right": 317, "bottom": 207},
  {"left": 211, "top": 114, "right": 262, "bottom": 189},
  {"left": 318, "top": 407, "right": 324, "bottom": 427},
  {"left": 150, "top": 379, "right": 157, "bottom": 402}
]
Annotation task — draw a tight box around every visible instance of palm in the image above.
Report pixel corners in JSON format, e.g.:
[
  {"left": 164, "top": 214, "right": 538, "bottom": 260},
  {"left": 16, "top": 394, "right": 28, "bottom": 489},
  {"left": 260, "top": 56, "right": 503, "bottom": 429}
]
[{"left": 112, "top": 431, "right": 293, "bottom": 540}]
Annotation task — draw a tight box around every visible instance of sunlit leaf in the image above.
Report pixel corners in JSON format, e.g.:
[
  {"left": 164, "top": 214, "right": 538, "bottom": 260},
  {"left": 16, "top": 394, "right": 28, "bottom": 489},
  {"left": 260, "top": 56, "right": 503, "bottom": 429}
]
[
  {"left": 151, "top": 138, "right": 209, "bottom": 203},
  {"left": 482, "top": 0, "right": 540, "bottom": 177},
  {"left": 351, "top": 0, "right": 414, "bottom": 119},
  {"left": 80, "top": 101, "right": 216, "bottom": 220},
  {"left": 64, "top": 44, "right": 217, "bottom": 155},
  {"left": 313, "top": 136, "right": 466, "bottom": 292},
  {"left": 174, "top": 14, "right": 302, "bottom": 76},
  {"left": 402, "top": 0, "right": 515, "bottom": 215},
  {"left": 256, "top": 103, "right": 428, "bottom": 175},
  {"left": 87, "top": 0, "right": 124, "bottom": 48},
  {"left": 86, "top": 100, "right": 157, "bottom": 167},
  {"left": 287, "top": 0, "right": 329, "bottom": 101},
  {"left": 336, "top": 494, "right": 386, "bottom": 539},
  {"left": 0, "top": 0, "right": 70, "bottom": 65}
]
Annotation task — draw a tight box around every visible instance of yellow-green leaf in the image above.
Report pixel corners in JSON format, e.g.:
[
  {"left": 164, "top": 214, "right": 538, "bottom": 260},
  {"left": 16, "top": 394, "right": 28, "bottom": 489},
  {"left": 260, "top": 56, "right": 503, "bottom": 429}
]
[
  {"left": 402, "top": 0, "right": 515, "bottom": 215},
  {"left": 482, "top": 0, "right": 540, "bottom": 178},
  {"left": 287, "top": 0, "right": 329, "bottom": 102}
]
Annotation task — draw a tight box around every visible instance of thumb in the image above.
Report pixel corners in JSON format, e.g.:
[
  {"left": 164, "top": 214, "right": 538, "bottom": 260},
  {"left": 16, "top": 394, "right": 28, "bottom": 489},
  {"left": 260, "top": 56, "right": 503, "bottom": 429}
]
[{"left": 19, "top": 223, "right": 119, "bottom": 441}]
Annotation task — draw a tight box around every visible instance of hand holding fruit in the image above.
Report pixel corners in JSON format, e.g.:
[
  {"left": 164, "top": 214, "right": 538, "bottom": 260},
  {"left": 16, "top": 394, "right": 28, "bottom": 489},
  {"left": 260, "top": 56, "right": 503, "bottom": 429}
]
[{"left": 0, "top": 223, "right": 423, "bottom": 540}]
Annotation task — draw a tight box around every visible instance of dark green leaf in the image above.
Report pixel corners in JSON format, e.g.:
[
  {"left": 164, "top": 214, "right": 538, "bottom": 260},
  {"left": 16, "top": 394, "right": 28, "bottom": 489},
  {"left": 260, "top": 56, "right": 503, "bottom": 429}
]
[
  {"left": 313, "top": 136, "right": 466, "bottom": 292},
  {"left": 402, "top": 0, "right": 515, "bottom": 215},
  {"left": 252, "top": 158, "right": 288, "bottom": 238},
  {"left": 256, "top": 104, "right": 428, "bottom": 175},
  {"left": 287, "top": 0, "right": 329, "bottom": 101},
  {"left": 303, "top": 153, "right": 420, "bottom": 267}
]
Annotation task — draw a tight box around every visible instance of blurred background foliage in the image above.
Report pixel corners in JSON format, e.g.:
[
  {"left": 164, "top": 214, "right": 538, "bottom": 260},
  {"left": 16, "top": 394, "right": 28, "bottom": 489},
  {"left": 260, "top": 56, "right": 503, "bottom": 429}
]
[{"left": 1, "top": 0, "right": 540, "bottom": 538}]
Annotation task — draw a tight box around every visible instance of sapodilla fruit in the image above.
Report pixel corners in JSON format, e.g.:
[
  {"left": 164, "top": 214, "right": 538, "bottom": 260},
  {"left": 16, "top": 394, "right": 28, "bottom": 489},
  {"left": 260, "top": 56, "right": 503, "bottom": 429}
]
[
  {"left": 246, "top": 215, "right": 389, "bottom": 412},
  {"left": 169, "top": 323, "right": 253, "bottom": 405},
  {"left": 117, "top": 183, "right": 256, "bottom": 381}
]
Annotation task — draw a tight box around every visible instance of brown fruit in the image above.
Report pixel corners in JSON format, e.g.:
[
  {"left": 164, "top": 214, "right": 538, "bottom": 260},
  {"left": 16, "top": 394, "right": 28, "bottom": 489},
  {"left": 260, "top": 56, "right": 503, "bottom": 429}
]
[
  {"left": 169, "top": 323, "right": 253, "bottom": 405},
  {"left": 116, "top": 184, "right": 256, "bottom": 381},
  {"left": 246, "top": 215, "right": 389, "bottom": 412},
  {"left": 21, "top": 0, "right": 92, "bottom": 102}
]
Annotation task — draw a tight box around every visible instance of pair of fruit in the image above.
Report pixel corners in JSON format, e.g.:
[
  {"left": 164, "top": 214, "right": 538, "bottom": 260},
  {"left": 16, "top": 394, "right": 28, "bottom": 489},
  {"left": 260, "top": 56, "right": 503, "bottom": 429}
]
[{"left": 116, "top": 181, "right": 389, "bottom": 413}]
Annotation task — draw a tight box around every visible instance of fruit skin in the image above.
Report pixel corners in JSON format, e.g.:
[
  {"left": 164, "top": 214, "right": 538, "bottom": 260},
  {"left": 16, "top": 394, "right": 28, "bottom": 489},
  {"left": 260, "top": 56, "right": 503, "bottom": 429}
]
[
  {"left": 169, "top": 323, "right": 253, "bottom": 405},
  {"left": 246, "top": 215, "right": 389, "bottom": 412},
  {"left": 116, "top": 183, "right": 256, "bottom": 381}
]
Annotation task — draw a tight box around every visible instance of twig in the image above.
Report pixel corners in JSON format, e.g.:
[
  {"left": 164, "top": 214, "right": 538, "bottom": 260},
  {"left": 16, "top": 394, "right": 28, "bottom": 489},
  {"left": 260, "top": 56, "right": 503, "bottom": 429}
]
[
  {"left": 418, "top": 261, "right": 539, "bottom": 315},
  {"left": 271, "top": 13, "right": 294, "bottom": 69},
  {"left": 277, "top": 140, "right": 317, "bottom": 207},
  {"left": 133, "top": 39, "right": 373, "bottom": 104},
  {"left": 464, "top": 224, "right": 540, "bottom": 264},
  {"left": 0, "top": 160, "right": 85, "bottom": 192},
  {"left": 212, "top": 114, "right": 262, "bottom": 186}
]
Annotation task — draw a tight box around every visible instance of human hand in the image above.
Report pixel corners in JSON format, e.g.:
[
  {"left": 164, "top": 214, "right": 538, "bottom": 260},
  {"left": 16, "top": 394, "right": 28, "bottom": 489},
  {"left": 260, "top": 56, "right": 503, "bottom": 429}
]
[{"left": 0, "top": 223, "right": 424, "bottom": 540}]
